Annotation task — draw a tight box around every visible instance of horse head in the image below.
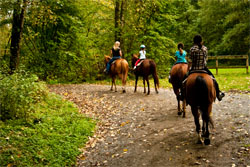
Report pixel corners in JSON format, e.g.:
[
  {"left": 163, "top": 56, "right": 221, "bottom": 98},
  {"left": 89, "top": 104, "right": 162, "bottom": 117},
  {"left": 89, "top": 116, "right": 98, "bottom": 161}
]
[
  {"left": 131, "top": 54, "right": 139, "bottom": 67},
  {"left": 104, "top": 55, "right": 111, "bottom": 64}
]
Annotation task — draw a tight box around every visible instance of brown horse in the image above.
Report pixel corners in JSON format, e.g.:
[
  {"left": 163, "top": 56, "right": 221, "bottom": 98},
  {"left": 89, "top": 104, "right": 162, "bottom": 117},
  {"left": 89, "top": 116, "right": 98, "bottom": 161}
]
[
  {"left": 132, "top": 54, "right": 159, "bottom": 95},
  {"left": 185, "top": 72, "right": 216, "bottom": 145},
  {"left": 170, "top": 63, "right": 188, "bottom": 117},
  {"left": 104, "top": 55, "right": 129, "bottom": 93}
]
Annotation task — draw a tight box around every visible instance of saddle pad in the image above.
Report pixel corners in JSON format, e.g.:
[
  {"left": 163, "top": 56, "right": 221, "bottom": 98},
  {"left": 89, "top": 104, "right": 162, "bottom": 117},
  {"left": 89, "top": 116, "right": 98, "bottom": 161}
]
[
  {"left": 137, "top": 60, "right": 145, "bottom": 66},
  {"left": 111, "top": 58, "right": 121, "bottom": 65}
]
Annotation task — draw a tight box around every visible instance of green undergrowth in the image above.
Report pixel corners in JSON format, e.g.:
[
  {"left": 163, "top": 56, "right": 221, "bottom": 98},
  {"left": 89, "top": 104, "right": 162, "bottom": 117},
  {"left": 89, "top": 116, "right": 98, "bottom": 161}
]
[{"left": 0, "top": 94, "right": 95, "bottom": 167}]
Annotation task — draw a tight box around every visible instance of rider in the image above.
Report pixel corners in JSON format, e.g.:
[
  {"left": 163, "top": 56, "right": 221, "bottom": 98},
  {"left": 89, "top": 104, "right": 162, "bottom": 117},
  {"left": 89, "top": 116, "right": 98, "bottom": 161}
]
[
  {"left": 186, "top": 34, "right": 225, "bottom": 101},
  {"left": 168, "top": 42, "right": 187, "bottom": 83},
  {"left": 133, "top": 44, "right": 146, "bottom": 70},
  {"left": 105, "top": 41, "right": 122, "bottom": 73}
]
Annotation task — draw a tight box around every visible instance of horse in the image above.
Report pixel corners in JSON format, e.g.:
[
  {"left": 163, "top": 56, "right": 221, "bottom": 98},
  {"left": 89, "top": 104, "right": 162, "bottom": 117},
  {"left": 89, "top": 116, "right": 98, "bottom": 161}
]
[
  {"left": 131, "top": 54, "right": 159, "bottom": 95},
  {"left": 185, "top": 72, "right": 216, "bottom": 145},
  {"left": 170, "top": 63, "right": 188, "bottom": 117},
  {"left": 104, "top": 55, "right": 129, "bottom": 93}
]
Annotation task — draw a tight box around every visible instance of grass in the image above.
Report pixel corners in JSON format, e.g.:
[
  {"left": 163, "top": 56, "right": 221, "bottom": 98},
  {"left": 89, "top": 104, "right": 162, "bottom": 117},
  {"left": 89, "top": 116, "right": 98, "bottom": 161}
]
[
  {"left": 95, "top": 68, "right": 250, "bottom": 92},
  {"left": 210, "top": 68, "right": 250, "bottom": 91},
  {"left": 0, "top": 94, "right": 95, "bottom": 167}
]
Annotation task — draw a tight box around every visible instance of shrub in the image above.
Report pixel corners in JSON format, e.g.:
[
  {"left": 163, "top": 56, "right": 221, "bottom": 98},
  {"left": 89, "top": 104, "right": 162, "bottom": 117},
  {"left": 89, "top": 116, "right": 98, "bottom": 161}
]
[{"left": 0, "top": 71, "right": 48, "bottom": 120}]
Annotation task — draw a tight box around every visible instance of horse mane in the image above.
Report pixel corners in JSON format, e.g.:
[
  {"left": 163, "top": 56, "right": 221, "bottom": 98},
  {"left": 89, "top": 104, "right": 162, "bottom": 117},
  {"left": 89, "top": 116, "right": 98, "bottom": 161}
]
[
  {"left": 132, "top": 54, "right": 138, "bottom": 59},
  {"left": 104, "top": 55, "right": 111, "bottom": 63}
]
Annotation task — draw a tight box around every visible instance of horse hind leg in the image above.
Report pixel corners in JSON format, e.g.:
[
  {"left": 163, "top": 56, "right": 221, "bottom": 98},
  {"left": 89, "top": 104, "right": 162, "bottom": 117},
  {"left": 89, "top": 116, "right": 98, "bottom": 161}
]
[
  {"left": 122, "top": 72, "right": 127, "bottom": 93},
  {"left": 111, "top": 77, "right": 114, "bottom": 91},
  {"left": 112, "top": 77, "right": 117, "bottom": 92},
  {"left": 192, "top": 106, "right": 202, "bottom": 144},
  {"left": 154, "top": 82, "right": 158, "bottom": 94},
  {"left": 201, "top": 105, "right": 212, "bottom": 145},
  {"left": 174, "top": 87, "right": 182, "bottom": 116},
  {"left": 114, "top": 79, "right": 117, "bottom": 92},
  {"left": 146, "top": 77, "right": 150, "bottom": 95},
  {"left": 134, "top": 75, "right": 138, "bottom": 93},
  {"left": 143, "top": 77, "right": 146, "bottom": 93}
]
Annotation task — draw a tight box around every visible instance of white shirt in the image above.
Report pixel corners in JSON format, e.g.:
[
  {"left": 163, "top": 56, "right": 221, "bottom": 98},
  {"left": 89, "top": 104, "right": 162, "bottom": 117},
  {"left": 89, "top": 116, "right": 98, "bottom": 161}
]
[{"left": 139, "top": 50, "right": 146, "bottom": 59}]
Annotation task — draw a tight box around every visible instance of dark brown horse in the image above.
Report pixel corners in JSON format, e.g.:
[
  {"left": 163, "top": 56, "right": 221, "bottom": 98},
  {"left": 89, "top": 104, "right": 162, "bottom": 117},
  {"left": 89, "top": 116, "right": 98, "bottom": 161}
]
[
  {"left": 104, "top": 55, "right": 129, "bottom": 93},
  {"left": 185, "top": 72, "right": 216, "bottom": 145},
  {"left": 132, "top": 54, "right": 159, "bottom": 95},
  {"left": 170, "top": 63, "right": 188, "bottom": 117}
]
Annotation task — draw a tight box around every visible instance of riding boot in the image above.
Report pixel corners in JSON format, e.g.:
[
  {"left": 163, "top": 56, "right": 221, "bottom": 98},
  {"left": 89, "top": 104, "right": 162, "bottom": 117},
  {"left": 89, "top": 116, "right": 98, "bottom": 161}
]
[{"left": 212, "top": 78, "right": 225, "bottom": 101}]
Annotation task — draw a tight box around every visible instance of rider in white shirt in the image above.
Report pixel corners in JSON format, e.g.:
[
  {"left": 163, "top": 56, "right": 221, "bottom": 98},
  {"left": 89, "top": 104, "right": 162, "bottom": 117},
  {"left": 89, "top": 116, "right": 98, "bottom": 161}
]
[{"left": 134, "top": 45, "right": 146, "bottom": 69}]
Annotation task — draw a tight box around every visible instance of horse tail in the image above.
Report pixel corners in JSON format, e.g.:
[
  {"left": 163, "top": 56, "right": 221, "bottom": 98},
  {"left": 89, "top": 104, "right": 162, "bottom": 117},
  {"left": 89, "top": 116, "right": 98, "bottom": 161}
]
[
  {"left": 120, "top": 59, "right": 128, "bottom": 85},
  {"left": 195, "top": 76, "right": 208, "bottom": 105},
  {"left": 150, "top": 61, "right": 159, "bottom": 88},
  {"left": 196, "top": 76, "right": 214, "bottom": 128}
]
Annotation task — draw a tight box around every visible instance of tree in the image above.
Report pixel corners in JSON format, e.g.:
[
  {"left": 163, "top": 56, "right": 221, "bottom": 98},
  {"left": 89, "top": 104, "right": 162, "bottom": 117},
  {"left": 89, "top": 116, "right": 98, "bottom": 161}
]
[{"left": 9, "top": 0, "right": 27, "bottom": 73}]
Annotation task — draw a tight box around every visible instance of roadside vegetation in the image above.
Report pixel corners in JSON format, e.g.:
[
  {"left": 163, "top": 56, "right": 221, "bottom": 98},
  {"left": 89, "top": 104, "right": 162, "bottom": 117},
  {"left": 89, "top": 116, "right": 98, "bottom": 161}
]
[
  {"left": 0, "top": 72, "right": 95, "bottom": 166},
  {"left": 94, "top": 68, "right": 250, "bottom": 92}
]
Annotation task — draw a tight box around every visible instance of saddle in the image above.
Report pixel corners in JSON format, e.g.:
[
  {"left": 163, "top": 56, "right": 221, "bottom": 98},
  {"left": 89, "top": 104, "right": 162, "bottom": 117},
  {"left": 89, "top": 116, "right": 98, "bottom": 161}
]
[
  {"left": 189, "top": 69, "right": 208, "bottom": 74},
  {"left": 182, "top": 70, "right": 213, "bottom": 85}
]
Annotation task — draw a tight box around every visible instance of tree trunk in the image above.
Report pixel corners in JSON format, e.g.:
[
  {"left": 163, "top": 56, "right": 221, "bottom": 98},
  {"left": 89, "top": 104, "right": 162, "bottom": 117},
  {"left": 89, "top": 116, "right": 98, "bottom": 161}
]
[
  {"left": 114, "top": 0, "right": 120, "bottom": 42},
  {"left": 9, "top": 0, "right": 27, "bottom": 73},
  {"left": 119, "top": 0, "right": 125, "bottom": 50}
]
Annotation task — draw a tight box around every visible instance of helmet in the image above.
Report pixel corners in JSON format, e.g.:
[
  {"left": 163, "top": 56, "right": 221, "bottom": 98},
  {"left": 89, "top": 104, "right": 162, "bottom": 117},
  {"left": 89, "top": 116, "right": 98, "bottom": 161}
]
[{"left": 140, "top": 44, "right": 145, "bottom": 48}]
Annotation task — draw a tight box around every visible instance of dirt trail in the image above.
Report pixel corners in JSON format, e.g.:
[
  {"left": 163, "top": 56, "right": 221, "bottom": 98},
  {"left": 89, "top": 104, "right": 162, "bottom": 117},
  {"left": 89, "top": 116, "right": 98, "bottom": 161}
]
[{"left": 49, "top": 84, "right": 250, "bottom": 167}]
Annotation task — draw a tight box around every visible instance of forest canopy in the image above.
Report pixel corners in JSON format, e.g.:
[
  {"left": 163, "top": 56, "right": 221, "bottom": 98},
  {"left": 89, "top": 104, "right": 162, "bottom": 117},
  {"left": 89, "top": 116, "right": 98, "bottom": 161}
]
[{"left": 0, "top": 0, "right": 249, "bottom": 82}]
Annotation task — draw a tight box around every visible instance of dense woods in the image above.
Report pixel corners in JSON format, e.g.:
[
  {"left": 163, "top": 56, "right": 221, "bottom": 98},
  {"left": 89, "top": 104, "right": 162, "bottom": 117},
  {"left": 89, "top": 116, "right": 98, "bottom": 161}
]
[{"left": 0, "top": 0, "right": 249, "bottom": 82}]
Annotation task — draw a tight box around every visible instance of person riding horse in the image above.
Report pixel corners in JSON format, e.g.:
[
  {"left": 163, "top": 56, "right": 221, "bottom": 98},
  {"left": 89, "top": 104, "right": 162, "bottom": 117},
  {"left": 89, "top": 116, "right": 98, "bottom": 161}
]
[
  {"left": 183, "top": 35, "right": 225, "bottom": 101},
  {"left": 169, "top": 43, "right": 188, "bottom": 117},
  {"left": 169, "top": 42, "right": 187, "bottom": 83},
  {"left": 104, "top": 41, "right": 122, "bottom": 74},
  {"left": 133, "top": 45, "right": 146, "bottom": 70}
]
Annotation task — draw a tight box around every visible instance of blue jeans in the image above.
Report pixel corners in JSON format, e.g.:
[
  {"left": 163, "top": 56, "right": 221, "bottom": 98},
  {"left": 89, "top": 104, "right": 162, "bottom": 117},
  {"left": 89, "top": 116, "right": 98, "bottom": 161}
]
[{"left": 106, "top": 57, "right": 121, "bottom": 72}]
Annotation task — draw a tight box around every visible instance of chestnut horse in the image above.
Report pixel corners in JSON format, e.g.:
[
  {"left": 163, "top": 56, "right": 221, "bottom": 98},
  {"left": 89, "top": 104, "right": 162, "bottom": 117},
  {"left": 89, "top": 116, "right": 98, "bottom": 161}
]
[
  {"left": 104, "top": 55, "right": 129, "bottom": 93},
  {"left": 185, "top": 72, "right": 216, "bottom": 145},
  {"left": 170, "top": 63, "right": 188, "bottom": 117},
  {"left": 132, "top": 54, "right": 159, "bottom": 95}
]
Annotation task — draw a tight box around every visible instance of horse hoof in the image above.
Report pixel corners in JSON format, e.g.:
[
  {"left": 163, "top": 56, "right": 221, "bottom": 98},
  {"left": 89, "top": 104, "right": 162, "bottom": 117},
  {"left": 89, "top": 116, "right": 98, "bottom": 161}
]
[
  {"left": 204, "top": 138, "right": 210, "bottom": 145},
  {"left": 123, "top": 90, "right": 126, "bottom": 93},
  {"left": 178, "top": 112, "right": 182, "bottom": 115}
]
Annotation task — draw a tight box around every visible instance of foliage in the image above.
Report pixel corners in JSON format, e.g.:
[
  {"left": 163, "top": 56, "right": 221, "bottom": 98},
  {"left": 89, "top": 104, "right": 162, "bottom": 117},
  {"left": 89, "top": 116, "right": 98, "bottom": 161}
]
[
  {"left": 0, "top": 71, "right": 48, "bottom": 120},
  {"left": 0, "top": 0, "right": 249, "bottom": 82},
  {"left": 0, "top": 94, "right": 96, "bottom": 166}
]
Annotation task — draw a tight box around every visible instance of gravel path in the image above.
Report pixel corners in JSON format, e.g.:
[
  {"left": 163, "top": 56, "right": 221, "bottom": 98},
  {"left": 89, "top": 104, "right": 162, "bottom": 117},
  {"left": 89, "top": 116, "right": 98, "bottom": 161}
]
[{"left": 49, "top": 84, "right": 250, "bottom": 167}]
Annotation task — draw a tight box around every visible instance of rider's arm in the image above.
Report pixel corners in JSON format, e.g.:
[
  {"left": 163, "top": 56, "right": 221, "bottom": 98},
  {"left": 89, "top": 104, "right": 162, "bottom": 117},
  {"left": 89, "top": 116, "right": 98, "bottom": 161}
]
[
  {"left": 188, "top": 51, "right": 193, "bottom": 70},
  {"left": 119, "top": 50, "right": 122, "bottom": 57}
]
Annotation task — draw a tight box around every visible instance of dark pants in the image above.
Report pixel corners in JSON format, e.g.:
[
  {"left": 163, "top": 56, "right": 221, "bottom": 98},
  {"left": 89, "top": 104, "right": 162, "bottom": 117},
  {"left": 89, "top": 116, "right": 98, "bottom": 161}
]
[{"left": 106, "top": 57, "right": 121, "bottom": 72}]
